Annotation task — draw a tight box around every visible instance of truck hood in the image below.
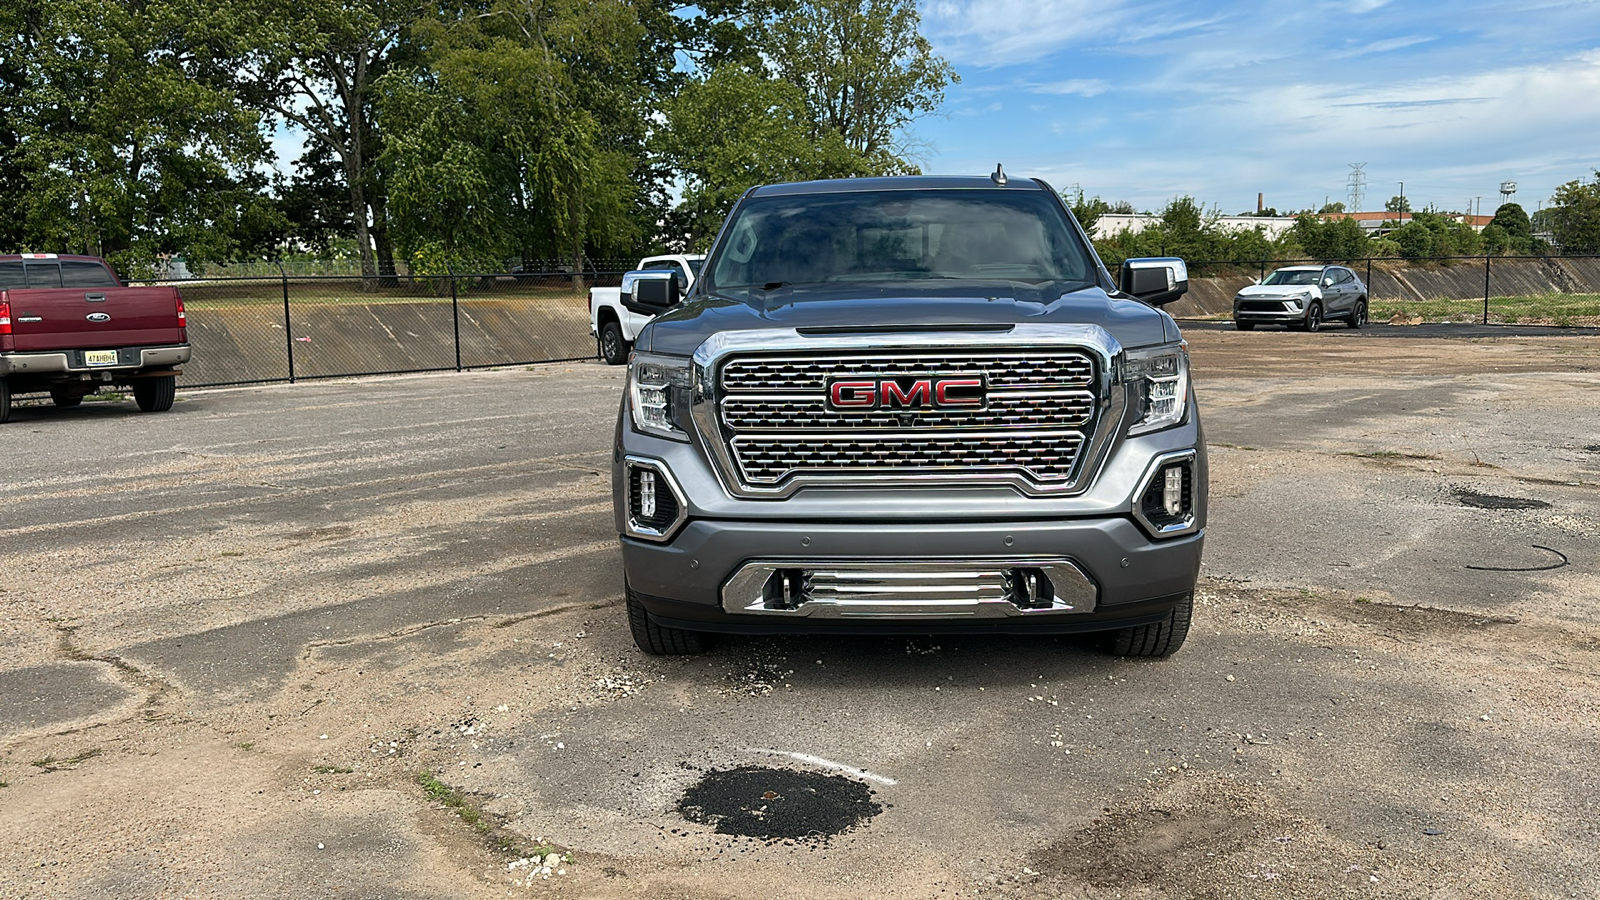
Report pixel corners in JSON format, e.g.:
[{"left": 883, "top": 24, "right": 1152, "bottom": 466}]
[{"left": 641, "top": 283, "right": 1178, "bottom": 356}]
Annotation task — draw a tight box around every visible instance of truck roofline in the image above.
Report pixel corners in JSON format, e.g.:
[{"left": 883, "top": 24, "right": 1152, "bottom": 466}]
[{"left": 747, "top": 175, "right": 1049, "bottom": 197}]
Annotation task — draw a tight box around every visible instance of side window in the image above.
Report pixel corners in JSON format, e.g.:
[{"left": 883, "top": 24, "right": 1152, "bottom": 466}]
[
  {"left": 0, "top": 261, "right": 24, "bottom": 289},
  {"left": 25, "top": 263, "right": 62, "bottom": 288},
  {"left": 61, "top": 260, "right": 118, "bottom": 287}
]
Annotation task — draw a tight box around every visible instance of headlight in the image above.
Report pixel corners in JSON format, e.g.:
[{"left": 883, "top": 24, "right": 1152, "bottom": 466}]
[
  {"left": 1123, "top": 344, "right": 1190, "bottom": 435},
  {"left": 628, "top": 352, "right": 692, "bottom": 441}
]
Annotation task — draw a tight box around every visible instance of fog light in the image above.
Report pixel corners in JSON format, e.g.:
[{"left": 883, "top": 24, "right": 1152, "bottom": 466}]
[
  {"left": 639, "top": 469, "right": 657, "bottom": 519},
  {"left": 1163, "top": 466, "right": 1184, "bottom": 517}
]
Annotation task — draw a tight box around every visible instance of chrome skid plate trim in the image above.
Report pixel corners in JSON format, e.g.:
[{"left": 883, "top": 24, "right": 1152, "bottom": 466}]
[{"left": 720, "top": 557, "right": 1099, "bottom": 619}]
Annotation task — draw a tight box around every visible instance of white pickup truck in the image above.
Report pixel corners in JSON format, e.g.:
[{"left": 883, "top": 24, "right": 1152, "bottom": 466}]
[{"left": 589, "top": 254, "right": 704, "bottom": 364}]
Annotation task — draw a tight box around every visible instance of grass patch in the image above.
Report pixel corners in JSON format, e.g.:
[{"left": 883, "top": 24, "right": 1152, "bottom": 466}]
[
  {"left": 219, "top": 551, "right": 244, "bottom": 557},
  {"left": 234, "top": 741, "right": 256, "bottom": 751},
  {"left": 1210, "top": 441, "right": 1259, "bottom": 451},
  {"left": 1371, "top": 293, "right": 1600, "bottom": 326},
  {"left": 417, "top": 771, "right": 563, "bottom": 859},
  {"left": 312, "top": 765, "right": 353, "bottom": 775},
  {"left": 82, "top": 392, "right": 127, "bottom": 403},
  {"left": 31, "top": 749, "right": 101, "bottom": 771}
]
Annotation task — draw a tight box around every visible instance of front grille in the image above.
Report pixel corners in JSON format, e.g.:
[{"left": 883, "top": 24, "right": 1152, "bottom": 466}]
[
  {"left": 715, "top": 350, "right": 1099, "bottom": 488},
  {"left": 1239, "top": 300, "right": 1289, "bottom": 312}
]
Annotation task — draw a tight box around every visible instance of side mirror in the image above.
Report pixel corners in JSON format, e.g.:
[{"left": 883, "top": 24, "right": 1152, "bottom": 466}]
[
  {"left": 621, "top": 270, "right": 681, "bottom": 315},
  {"left": 1119, "top": 257, "right": 1189, "bottom": 307}
]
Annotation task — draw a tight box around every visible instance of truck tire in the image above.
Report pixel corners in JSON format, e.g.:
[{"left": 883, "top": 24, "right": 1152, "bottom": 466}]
[
  {"left": 0, "top": 379, "right": 10, "bottom": 423},
  {"left": 626, "top": 585, "right": 707, "bottom": 655},
  {"left": 1234, "top": 320, "right": 1254, "bottom": 331},
  {"left": 1108, "top": 592, "right": 1192, "bottom": 658},
  {"left": 132, "top": 375, "right": 176, "bottom": 412},
  {"left": 600, "top": 320, "right": 630, "bottom": 366},
  {"left": 51, "top": 388, "right": 84, "bottom": 408}
]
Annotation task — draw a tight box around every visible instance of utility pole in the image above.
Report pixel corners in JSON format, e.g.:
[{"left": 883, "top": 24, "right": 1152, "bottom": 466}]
[{"left": 1398, "top": 182, "right": 1405, "bottom": 220}]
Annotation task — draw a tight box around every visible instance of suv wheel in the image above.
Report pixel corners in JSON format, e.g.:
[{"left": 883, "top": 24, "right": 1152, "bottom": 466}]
[
  {"left": 1304, "top": 303, "right": 1323, "bottom": 332},
  {"left": 1349, "top": 299, "right": 1368, "bottom": 329},
  {"left": 1109, "top": 592, "right": 1192, "bottom": 658},
  {"left": 0, "top": 379, "right": 11, "bottom": 423},
  {"left": 600, "top": 320, "right": 630, "bottom": 366},
  {"left": 627, "top": 584, "right": 707, "bottom": 655}
]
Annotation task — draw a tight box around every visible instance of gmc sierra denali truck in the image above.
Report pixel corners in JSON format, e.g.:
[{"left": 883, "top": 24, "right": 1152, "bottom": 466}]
[
  {"left": 612, "top": 173, "right": 1205, "bottom": 657},
  {"left": 0, "top": 254, "right": 189, "bottom": 423}
]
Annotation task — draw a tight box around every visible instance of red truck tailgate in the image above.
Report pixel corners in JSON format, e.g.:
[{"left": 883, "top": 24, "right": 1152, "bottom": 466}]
[{"left": 3, "top": 286, "right": 185, "bottom": 351}]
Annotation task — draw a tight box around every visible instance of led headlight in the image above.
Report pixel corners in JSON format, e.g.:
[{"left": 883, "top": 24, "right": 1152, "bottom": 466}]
[
  {"left": 628, "top": 352, "right": 692, "bottom": 441},
  {"left": 1124, "top": 343, "right": 1190, "bottom": 435}
]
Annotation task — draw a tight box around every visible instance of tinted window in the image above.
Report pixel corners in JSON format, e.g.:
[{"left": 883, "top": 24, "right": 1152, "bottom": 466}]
[
  {"left": 25, "top": 263, "right": 62, "bottom": 288},
  {"left": 707, "top": 189, "right": 1093, "bottom": 290},
  {"left": 1263, "top": 269, "right": 1319, "bottom": 286},
  {"left": 0, "top": 261, "right": 24, "bottom": 290},
  {"left": 61, "top": 260, "right": 118, "bottom": 287}
]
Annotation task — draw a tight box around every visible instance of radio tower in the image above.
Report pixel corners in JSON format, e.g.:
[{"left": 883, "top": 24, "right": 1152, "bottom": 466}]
[{"left": 1347, "top": 163, "right": 1367, "bottom": 212}]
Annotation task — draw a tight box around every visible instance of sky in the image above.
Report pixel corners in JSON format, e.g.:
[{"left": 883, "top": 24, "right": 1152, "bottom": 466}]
[{"left": 911, "top": 0, "right": 1600, "bottom": 216}]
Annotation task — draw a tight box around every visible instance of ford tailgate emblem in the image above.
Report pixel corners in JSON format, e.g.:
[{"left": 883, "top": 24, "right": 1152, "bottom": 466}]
[{"left": 86, "top": 312, "right": 111, "bottom": 322}]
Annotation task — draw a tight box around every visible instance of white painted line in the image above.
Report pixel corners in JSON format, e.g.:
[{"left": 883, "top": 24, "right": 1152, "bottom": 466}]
[{"left": 741, "top": 749, "right": 897, "bottom": 786}]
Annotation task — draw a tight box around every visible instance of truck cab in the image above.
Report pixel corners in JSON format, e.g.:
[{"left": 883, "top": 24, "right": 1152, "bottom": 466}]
[{"left": 589, "top": 254, "right": 704, "bottom": 365}]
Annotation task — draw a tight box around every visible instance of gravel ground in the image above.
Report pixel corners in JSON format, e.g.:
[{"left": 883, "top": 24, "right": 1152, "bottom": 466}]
[{"left": 1, "top": 331, "right": 1597, "bottom": 899}]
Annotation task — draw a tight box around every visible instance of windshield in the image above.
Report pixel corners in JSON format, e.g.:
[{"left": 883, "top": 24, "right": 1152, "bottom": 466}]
[
  {"left": 1263, "top": 269, "right": 1322, "bottom": 286},
  {"left": 705, "top": 189, "right": 1094, "bottom": 291}
]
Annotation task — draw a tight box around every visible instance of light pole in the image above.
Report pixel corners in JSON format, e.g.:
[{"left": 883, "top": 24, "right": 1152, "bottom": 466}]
[{"left": 1398, "top": 182, "right": 1405, "bottom": 220}]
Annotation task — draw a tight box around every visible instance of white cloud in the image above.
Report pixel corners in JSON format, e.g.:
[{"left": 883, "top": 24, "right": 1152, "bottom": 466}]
[{"left": 1028, "top": 79, "right": 1111, "bottom": 96}]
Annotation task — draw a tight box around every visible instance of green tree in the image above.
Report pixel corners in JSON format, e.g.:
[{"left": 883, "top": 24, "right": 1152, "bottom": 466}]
[
  {"left": 1289, "top": 215, "right": 1369, "bottom": 261},
  {"left": 239, "top": 0, "right": 415, "bottom": 278},
  {"left": 1385, "top": 195, "right": 1411, "bottom": 213},
  {"left": 6, "top": 0, "right": 273, "bottom": 271},
  {"left": 1548, "top": 173, "right": 1600, "bottom": 254},
  {"left": 757, "top": 0, "right": 957, "bottom": 170}
]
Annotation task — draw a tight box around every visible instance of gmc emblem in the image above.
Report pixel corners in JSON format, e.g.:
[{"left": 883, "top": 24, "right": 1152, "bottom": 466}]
[{"left": 826, "top": 376, "right": 987, "bottom": 410}]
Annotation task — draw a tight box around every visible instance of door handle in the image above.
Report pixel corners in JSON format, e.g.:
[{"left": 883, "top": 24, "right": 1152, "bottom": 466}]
[{"left": 85, "top": 293, "right": 107, "bottom": 302}]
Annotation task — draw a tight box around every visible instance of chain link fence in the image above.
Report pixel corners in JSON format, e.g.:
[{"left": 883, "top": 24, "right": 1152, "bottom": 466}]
[
  {"left": 1173, "top": 255, "right": 1600, "bottom": 326},
  {"left": 138, "top": 270, "right": 626, "bottom": 388}
]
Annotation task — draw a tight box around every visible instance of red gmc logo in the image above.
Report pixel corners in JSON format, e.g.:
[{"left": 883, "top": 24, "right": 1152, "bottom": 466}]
[{"left": 826, "top": 376, "right": 986, "bottom": 410}]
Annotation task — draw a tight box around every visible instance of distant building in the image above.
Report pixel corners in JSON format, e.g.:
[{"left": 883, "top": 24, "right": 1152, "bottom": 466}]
[{"left": 1092, "top": 214, "right": 1299, "bottom": 241}]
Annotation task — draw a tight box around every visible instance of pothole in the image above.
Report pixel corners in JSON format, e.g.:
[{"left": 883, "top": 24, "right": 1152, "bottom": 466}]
[
  {"left": 678, "top": 765, "right": 882, "bottom": 841},
  {"left": 1452, "top": 488, "right": 1550, "bottom": 510}
]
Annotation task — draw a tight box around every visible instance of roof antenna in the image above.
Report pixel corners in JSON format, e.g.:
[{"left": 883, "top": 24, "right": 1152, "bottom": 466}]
[{"left": 991, "top": 163, "right": 1007, "bottom": 186}]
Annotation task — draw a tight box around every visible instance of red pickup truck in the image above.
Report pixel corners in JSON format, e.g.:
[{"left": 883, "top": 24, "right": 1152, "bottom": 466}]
[{"left": 0, "top": 253, "right": 190, "bottom": 423}]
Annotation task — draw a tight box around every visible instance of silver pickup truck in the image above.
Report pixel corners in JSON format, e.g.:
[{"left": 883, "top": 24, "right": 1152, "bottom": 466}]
[{"left": 612, "top": 173, "right": 1205, "bottom": 657}]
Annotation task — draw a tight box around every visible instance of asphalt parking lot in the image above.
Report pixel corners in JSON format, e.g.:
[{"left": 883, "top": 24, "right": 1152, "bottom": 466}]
[{"left": 1, "top": 329, "right": 1597, "bottom": 899}]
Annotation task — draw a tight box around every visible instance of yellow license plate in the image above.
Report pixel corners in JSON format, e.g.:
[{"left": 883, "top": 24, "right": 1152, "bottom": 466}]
[{"left": 85, "top": 350, "right": 118, "bottom": 366}]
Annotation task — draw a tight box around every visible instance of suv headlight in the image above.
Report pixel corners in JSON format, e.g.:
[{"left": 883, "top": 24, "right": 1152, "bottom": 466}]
[
  {"left": 1123, "top": 343, "right": 1190, "bottom": 435},
  {"left": 628, "top": 352, "right": 693, "bottom": 441}
]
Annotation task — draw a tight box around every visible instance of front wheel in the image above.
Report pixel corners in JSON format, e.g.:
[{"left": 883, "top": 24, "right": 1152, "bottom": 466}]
[
  {"left": 626, "top": 585, "right": 707, "bottom": 655},
  {"left": 1304, "top": 303, "right": 1323, "bottom": 332},
  {"left": 132, "top": 375, "right": 176, "bottom": 412},
  {"left": 1349, "top": 299, "right": 1368, "bottom": 329},
  {"left": 0, "top": 379, "right": 11, "bottom": 424},
  {"left": 599, "top": 320, "right": 630, "bottom": 366},
  {"left": 1108, "top": 592, "right": 1193, "bottom": 658}
]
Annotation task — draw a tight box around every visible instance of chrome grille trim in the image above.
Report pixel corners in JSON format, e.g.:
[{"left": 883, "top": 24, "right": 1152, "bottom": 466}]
[
  {"left": 721, "top": 557, "right": 1098, "bottom": 618},
  {"left": 731, "top": 430, "right": 1086, "bottom": 484},
  {"left": 720, "top": 389, "right": 1096, "bottom": 431},
  {"left": 688, "top": 326, "right": 1131, "bottom": 499}
]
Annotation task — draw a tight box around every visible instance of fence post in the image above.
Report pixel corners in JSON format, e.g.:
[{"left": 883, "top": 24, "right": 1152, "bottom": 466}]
[
  {"left": 447, "top": 262, "right": 462, "bottom": 372},
  {"left": 1365, "top": 257, "right": 1372, "bottom": 293},
  {"left": 1259, "top": 260, "right": 1265, "bottom": 283},
  {"left": 279, "top": 261, "right": 295, "bottom": 384},
  {"left": 1483, "top": 255, "right": 1491, "bottom": 325}
]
